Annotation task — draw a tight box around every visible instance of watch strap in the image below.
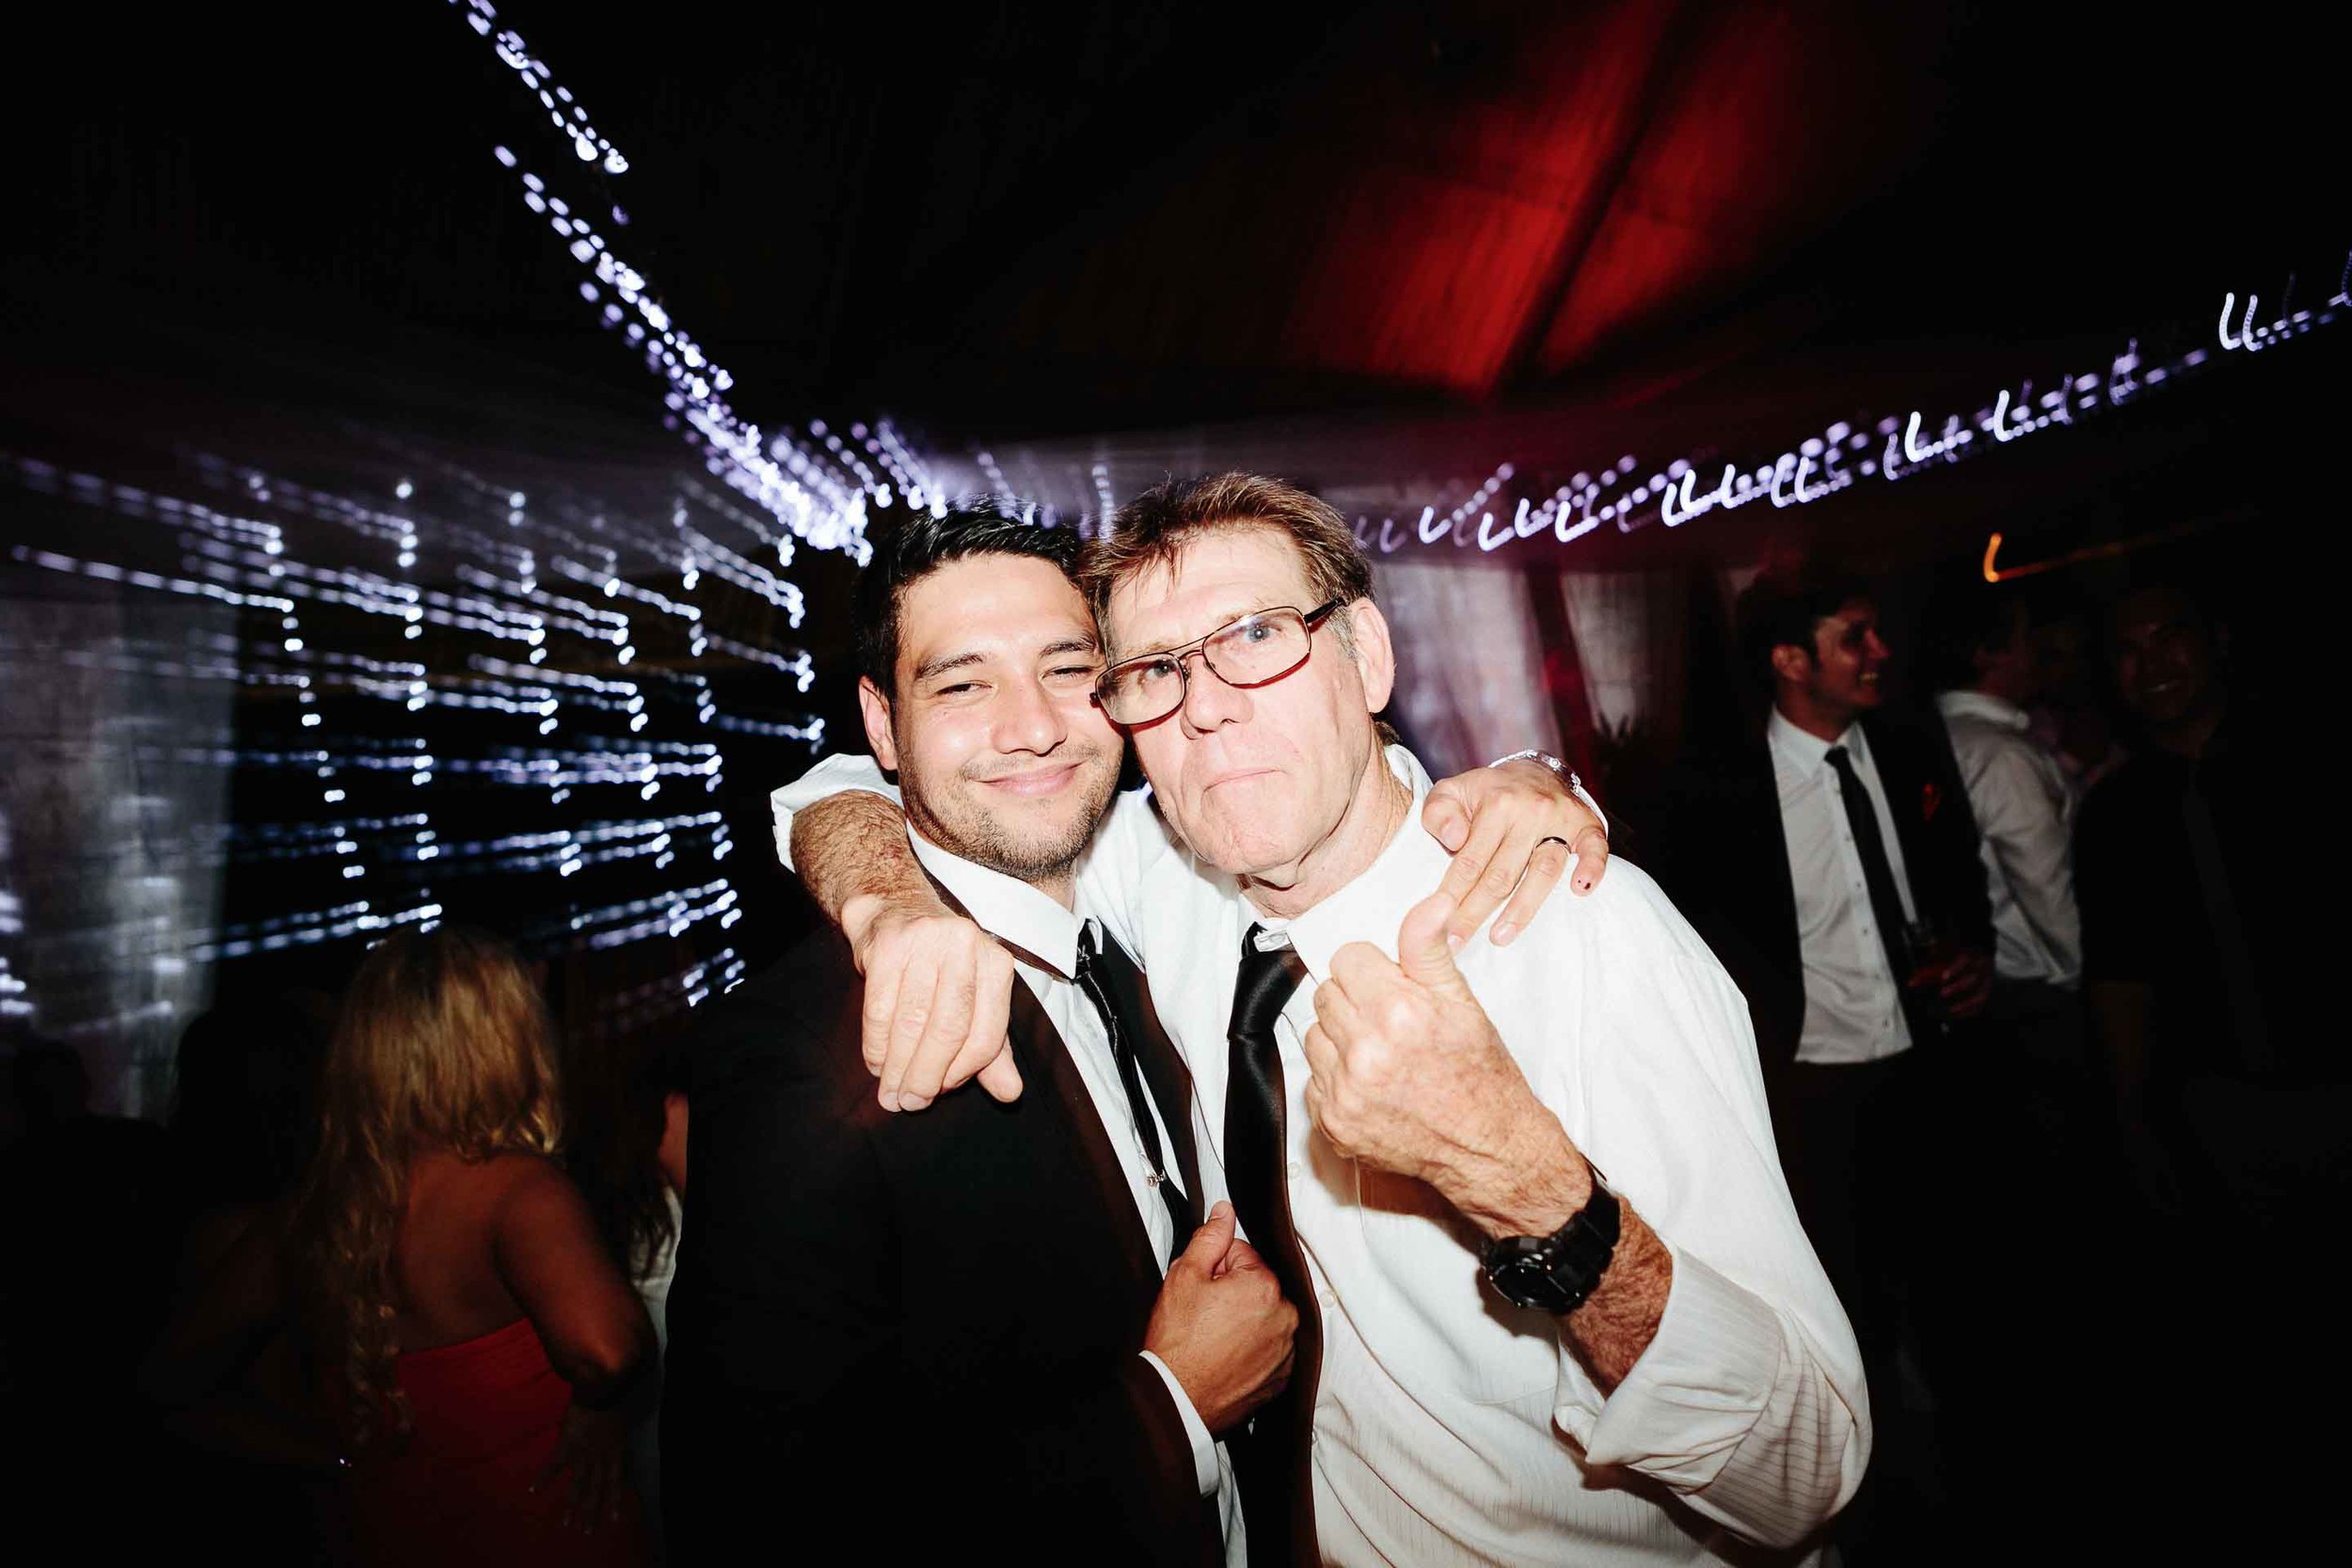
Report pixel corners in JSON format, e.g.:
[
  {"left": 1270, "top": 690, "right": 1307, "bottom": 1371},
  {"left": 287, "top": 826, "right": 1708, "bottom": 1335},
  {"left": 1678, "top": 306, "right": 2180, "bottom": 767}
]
[
  {"left": 1482, "top": 1172, "right": 1620, "bottom": 1314},
  {"left": 1487, "top": 748, "right": 1582, "bottom": 798}
]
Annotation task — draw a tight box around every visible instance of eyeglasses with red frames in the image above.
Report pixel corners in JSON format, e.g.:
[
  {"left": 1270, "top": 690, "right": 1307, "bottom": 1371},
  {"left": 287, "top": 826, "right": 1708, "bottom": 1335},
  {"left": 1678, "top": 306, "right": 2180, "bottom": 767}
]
[{"left": 1092, "top": 600, "right": 1345, "bottom": 726}]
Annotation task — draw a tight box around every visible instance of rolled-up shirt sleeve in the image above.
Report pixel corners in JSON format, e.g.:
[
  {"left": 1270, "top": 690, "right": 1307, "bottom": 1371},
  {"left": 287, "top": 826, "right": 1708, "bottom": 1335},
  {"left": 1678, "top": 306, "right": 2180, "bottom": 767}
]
[
  {"left": 1540, "top": 920, "right": 1869, "bottom": 1549},
  {"left": 1567, "top": 1245, "right": 1866, "bottom": 1548}
]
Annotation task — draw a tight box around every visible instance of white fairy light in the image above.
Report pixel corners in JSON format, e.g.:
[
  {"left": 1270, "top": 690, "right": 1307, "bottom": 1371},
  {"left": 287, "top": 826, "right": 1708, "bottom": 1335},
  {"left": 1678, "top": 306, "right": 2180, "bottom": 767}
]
[{"left": 1346, "top": 251, "right": 2349, "bottom": 560}]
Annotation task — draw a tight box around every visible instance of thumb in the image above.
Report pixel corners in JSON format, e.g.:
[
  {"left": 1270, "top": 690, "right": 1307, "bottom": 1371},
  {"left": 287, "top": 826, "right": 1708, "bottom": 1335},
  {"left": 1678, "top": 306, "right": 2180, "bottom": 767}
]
[
  {"left": 1181, "top": 1200, "right": 1237, "bottom": 1272},
  {"left": 1398, "top": 891, "right": 1474, "bottom": 999},
  {"left": 976, "top": 1049, "right": 1024, "bottom": 1104}
]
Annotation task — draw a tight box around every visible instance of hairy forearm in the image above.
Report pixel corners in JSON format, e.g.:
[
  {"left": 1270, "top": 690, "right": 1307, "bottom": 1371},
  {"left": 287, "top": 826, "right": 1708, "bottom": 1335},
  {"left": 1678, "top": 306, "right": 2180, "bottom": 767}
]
[
  {"left": 790, "top": 791, "right": 939, "bottom": 933},
  {"left": 1445, "top": 1108, "right": 1672, "bottom": 1393},
  {"left": 1563, "top": 1209, "right": 1672, "bottom": 1392}
]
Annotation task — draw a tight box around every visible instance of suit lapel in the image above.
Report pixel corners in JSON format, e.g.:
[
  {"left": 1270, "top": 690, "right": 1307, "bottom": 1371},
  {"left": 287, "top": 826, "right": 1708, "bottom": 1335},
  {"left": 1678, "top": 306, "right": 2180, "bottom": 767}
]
[
  {"left": 1006, "top": 983, "right": 1166, "bottom": 1296},
  {"left": 1747, "top": 744, "right": 1804, "bottom": 978}
]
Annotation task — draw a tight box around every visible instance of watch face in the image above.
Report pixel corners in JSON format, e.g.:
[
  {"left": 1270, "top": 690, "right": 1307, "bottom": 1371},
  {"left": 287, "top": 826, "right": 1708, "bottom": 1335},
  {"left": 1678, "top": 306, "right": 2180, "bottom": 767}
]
[{"left": 1488, "top": 1254, "right": 1579, "bottom": 1316}]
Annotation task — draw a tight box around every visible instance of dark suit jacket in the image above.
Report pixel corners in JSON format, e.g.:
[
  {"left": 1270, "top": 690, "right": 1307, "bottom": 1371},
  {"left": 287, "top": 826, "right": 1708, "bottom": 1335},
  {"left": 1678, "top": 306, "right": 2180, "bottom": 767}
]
[
  {"left": 662, "top": 927, "right": 1219, "bottom": 1567},
  {"left": 1646, "top": 711, "right": 1994, "bottom": 1085}
]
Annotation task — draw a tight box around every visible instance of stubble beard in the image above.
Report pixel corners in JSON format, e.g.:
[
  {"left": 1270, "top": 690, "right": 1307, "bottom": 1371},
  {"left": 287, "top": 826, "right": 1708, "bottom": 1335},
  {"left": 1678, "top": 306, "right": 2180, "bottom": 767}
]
[{"left": 901, "top": 751, "right": 1120, "bottom": 887}]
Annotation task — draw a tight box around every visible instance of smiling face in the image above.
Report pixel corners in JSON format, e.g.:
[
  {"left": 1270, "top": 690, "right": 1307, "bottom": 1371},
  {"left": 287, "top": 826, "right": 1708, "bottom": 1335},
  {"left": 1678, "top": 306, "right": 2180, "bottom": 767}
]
[
  {"left": 1100, "top": 526, "right": 1396, "bottom": 897},
  {"left": 1775, "top": 595, "right": 1890, "bottom": 730},
  {"left": 2110, "top": 584, "right": 2219, "bottom": 728},
  {"left": 859, "top": 553, "right": 1121, "bottom": 898}
]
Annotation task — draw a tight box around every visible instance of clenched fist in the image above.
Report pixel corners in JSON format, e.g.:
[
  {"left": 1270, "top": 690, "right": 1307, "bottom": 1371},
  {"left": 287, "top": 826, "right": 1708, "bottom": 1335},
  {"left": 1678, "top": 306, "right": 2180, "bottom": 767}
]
[
  {"left": 1302, "top": 891, "right": 1591, "bottom": 1240},
  {"left": 1142, "top": 1202, "right": 1300, "bottom": 1434}
]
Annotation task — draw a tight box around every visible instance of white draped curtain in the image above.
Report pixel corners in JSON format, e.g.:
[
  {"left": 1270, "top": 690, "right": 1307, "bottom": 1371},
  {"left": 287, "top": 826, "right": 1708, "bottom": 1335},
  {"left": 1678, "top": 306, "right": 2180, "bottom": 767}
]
[
  {"left": 1371, "top": 560, "right": 1561, "bottom": 778},
  {"left": 1557, "top": 570, "right": 1683, "bottom": 740}
]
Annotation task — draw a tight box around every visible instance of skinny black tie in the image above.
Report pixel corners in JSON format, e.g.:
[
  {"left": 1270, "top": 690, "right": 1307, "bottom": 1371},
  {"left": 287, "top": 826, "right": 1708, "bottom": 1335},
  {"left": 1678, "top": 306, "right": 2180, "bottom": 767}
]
[
  {"left": 1073, "top": 926, "right": 1191, "bottom": 1237},
  {"left": 1223, "top": 924, "right": 1319, "bottom": 1568},
  {"left": 1825, "top": 744, "right": 1925, "bottom": 1028}
]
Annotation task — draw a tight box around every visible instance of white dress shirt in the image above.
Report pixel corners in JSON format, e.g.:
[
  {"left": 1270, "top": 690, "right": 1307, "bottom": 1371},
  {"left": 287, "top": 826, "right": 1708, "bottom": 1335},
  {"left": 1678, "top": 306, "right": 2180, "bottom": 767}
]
[
  {"left": 1935, "top": 689, "right": 2081, "bottom": 990},
  {"left": 1767, "top": 708, "right": 1921, "bottom": 1067},
  {"left": 778, "top": 749, "right": 1867, "bottom": 1564},
  {"left": 901, "top": 829, "right": 1246, "bottom": 1564}
]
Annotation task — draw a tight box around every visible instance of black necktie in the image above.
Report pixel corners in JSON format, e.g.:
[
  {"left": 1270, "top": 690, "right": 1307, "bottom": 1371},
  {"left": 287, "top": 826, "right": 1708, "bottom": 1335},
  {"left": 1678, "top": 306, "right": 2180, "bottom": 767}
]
[
  {"left": 1073, "top": 926, "right": 1192, "bottom": 1237},
  {"left": 1824, "top": 744, "right": 1926, "bottom": 1029},
  {"left": 1223, "top": 924, "right": 1320, "bottom": 1568}
]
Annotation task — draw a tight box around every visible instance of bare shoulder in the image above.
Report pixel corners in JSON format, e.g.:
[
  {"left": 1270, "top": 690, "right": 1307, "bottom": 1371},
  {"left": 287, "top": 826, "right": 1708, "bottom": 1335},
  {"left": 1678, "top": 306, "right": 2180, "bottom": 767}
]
[
  {"left": 477, "top": 1148, "right": 566, "bottom": 1189},
  {"left": 475, "top": 1149, "right": 585, "bottom": 1222}
]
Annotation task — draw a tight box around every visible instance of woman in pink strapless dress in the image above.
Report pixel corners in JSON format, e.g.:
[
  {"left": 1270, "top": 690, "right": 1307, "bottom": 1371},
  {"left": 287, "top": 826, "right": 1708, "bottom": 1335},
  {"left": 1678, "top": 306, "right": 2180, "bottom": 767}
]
[{"left": 148, "top": 928, "right": 658, "bottom": 1566}]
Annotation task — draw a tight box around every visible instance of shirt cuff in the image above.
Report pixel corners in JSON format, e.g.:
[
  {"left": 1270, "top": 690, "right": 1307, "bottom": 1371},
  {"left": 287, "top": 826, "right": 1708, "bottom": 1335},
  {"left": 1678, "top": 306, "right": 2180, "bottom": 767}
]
[
  {"left": 1138, "top": 1350, "right": 1221, "bottom": 1498},
  {"left": 1560, "top": 1244, "right": 1784, "bottom": 1491}
]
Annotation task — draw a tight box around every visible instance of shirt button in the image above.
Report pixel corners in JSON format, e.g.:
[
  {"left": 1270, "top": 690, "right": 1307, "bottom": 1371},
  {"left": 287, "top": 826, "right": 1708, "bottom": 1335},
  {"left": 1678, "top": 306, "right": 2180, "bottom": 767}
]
[
  {"left": 1287, "top": 1160, "right": 1303, "bottom": 1179},
  {"left": 1319, "top": 1291, "right": 1336, "bottom": 1309}
]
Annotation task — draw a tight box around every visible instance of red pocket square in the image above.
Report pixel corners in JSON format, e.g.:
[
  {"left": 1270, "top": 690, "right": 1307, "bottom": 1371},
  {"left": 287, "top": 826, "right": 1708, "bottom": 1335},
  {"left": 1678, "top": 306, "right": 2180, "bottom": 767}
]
[{"left": 1922, "top": 782, "right": 1943, "bottom": 820}]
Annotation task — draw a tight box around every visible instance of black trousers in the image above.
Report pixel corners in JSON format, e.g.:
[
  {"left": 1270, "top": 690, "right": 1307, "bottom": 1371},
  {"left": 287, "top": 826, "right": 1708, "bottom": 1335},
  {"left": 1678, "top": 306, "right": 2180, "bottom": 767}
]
[
  {"left": 1775, "top": 1049, "right": 1986, "bottom": 1561},
  {"left": 1776, "top": 1052, "right": 1937, "bottom": 1379}
]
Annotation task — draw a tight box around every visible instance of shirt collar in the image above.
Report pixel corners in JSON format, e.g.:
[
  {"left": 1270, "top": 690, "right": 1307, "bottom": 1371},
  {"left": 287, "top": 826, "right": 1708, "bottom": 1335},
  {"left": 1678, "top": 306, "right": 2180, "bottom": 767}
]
[
  {"left": 1768, "top": 705, "right": 1863, "bottom": 773},
  {"left": 906, "top": 828, "right": 1088, "bottom": 978},
  {"left": 1935, "top": 689, "right": 2030, "bottom": 730},
  {"left": 1276, "top": 747, "right": 1442, "bottom": 983}
]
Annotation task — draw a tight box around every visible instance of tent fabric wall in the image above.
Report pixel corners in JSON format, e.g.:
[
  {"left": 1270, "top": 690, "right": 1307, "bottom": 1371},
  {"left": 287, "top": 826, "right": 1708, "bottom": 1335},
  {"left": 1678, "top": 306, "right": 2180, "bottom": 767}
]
[{"left": 1372, "top": 559, "right": 1564, "bottom": 779}]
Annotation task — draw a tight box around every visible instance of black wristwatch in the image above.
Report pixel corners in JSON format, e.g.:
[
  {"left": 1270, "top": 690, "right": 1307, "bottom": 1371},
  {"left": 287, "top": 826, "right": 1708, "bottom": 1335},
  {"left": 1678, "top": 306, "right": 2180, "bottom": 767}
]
[{"left": 1481, "top": 1172, "right": 1620, "bottom": 1315}]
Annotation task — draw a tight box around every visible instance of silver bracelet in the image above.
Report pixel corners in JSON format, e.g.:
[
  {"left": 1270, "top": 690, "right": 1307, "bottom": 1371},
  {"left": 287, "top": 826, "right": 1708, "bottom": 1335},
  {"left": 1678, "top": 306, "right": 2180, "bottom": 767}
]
[{"left": 1487, "top": 749, "right": 1582, "bottom": 797}]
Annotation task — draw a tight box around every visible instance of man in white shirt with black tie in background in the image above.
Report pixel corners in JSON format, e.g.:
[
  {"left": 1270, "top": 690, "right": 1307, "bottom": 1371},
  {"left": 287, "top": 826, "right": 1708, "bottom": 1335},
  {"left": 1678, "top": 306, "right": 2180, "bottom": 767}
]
[
  {"left": 779, "top": 476, "right": 1866, "bottom": 1565},
  {"left": 1649, "top": 565, "right": 1994, "bottom": 1560}
]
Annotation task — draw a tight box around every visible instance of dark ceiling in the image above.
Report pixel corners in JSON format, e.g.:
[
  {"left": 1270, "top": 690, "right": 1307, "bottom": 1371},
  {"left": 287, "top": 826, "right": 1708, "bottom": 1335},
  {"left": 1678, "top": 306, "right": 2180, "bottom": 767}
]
[{"left": 12, "top": 1, "right": 2340, "bottom": 446}]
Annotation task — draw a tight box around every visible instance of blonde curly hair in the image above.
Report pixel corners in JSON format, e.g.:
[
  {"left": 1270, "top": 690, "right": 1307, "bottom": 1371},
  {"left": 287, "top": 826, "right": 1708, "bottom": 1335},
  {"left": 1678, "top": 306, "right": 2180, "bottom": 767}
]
[{"left": 283, "top": 927, "right": 561, "bottom": 1443}]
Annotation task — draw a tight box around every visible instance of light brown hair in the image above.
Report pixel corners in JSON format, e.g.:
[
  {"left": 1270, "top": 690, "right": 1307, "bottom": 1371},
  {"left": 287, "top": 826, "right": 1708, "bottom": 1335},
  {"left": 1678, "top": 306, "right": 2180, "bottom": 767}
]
[
  {"left": 283, "top": 927, "right": 562, "bottom": 1443},
  {"left": 1080, "top": 473, "right": 1374, "bottom": 656}
]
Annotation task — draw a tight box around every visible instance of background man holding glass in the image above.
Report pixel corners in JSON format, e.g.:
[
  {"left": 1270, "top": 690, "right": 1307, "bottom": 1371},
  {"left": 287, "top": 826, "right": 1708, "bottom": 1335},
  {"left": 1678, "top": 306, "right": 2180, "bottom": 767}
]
[{"left": 1647, "top": 564, "right": 1993, "bottom": 1558}]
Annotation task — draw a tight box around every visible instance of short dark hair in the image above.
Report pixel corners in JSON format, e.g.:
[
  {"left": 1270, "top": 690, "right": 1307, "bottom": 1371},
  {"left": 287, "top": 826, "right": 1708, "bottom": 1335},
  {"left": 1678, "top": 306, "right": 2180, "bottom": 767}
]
[
  {"left": 1921, "top": 580, "right": 2031, "bottom": 692},
  {"left": 1081, "top": 473, "right": 1373, "bottom": 656},
  {"left": 1734, "top": 565, "right": 1870, "bottom": 681},
  {"left": 852, "top": 500, "right": 1084, "bottom": 693}
]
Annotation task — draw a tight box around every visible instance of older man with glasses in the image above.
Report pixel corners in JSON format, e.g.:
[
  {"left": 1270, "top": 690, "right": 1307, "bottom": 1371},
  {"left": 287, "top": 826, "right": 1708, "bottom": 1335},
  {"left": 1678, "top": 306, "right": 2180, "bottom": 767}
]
[{"left": 776, "top": 474, "right": 1864, "bottom": 1567}]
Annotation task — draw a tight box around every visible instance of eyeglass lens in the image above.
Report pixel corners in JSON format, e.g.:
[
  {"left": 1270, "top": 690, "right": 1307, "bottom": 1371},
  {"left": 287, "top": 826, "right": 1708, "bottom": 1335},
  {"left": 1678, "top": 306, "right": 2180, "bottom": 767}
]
[{"left": 1104, "top": 607, "right": 1312, "bottom": 722}]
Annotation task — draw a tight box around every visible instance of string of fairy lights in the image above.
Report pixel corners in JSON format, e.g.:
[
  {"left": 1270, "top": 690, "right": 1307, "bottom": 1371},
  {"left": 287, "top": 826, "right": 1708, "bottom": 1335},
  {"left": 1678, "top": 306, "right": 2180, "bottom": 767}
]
[
  {"left": 0, "top": 2, "right": 2332, "bottom": 1067},
  {"left": 1293, "top": 264, "right": 2349, "bottom": 563},
  {"left": 0, "top": 4, "right": 972, "bottom": 1053},
  {"left": 3, "top": 437, "right": 803, "bottom": 1034}
]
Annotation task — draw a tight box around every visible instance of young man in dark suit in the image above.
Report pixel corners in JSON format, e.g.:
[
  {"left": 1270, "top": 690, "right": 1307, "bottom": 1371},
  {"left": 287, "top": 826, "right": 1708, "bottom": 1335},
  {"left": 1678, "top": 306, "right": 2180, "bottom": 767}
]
[
  {"left": 1646, "top": 567, "right": 1994, "bottom": 1556},
  {"left": 1650, "top": 571, "right": 1994, "bottom": 1089},
  {"left": 662, "top": 507, "right": 1297, "bottom": 1565}
]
